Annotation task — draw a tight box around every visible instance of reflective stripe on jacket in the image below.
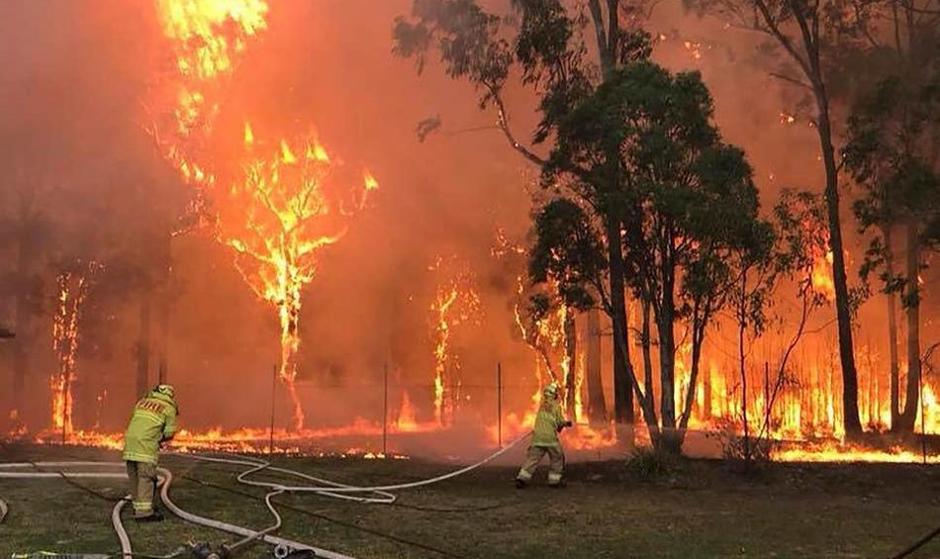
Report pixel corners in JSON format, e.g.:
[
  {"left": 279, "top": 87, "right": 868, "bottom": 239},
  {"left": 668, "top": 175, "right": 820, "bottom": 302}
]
[
  {"left": 532, "top": 398, "right": 566, "bottom": 448},
  {"left": 122, "top": 391, "right": 178, "bottom": 464}
]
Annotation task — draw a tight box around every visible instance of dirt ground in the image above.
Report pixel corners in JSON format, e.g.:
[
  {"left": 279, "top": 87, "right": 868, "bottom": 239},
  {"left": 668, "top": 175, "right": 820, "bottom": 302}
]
[{"left": 1, "top": 443, "right": 939, "bottom": 559}]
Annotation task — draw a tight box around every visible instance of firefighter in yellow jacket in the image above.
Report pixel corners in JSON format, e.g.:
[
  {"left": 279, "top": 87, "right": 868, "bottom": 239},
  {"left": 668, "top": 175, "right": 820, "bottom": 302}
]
[
  {"left": 122, "top": 384, "right": 178, "bottom": 521},
  {"left": 516, "top": 382, "right": 572, "bottom": 488}
]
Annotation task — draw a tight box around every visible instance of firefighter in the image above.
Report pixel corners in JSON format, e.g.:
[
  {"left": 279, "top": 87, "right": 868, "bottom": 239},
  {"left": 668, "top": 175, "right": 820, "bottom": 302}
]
[
  {"left": 515, "top": 382, "right": 572, "bottom": 488},
  {"left": 122, "top": 384, "right": 178, "bottom": 521}
]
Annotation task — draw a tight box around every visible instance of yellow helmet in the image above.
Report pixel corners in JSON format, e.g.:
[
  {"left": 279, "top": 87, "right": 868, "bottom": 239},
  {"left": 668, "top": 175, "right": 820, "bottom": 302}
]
[
  {"left": 154, "top": 384, "right": 175, "bottom": 399},
  {"left": 543, "top": 382, "right": 559, "bottom": 398}
]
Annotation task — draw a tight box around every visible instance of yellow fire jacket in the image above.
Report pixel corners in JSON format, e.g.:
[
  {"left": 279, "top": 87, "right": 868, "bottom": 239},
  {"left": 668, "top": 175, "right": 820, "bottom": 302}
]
[
  {"left": 122, "top": 390, "right": 178, "bottom": 464},
  {"left": 532, "top": 398, "right": 567, "bottom": 448}
]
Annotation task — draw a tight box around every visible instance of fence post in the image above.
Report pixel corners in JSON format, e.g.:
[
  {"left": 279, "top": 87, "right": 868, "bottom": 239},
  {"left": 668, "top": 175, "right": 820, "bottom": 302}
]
[
  {"left": 269, "top": 364, "right": 277, "bottom": 456},
  {"left": 497, "top": 362, "right": 503, "bottom": 450},
  {"left": 383, "top": 360, "right": 389, "bottom": 457}
]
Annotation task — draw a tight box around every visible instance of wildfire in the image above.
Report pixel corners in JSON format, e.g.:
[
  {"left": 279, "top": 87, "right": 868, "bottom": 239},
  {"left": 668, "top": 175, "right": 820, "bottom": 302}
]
[
  {"left": 151, "top": 0, "right": 269, "bottom": 188},
  {"left": 429, "top": 258, "right": 481, "bottom": 426},
  {"left": 152, "top": 1, "right": 377, "bottom": 432},
  {"left": 23, "top": 0, "right": 934, "bottom": 464},
  {"left": 50, "top": 265, "right": 97, "bottom": 436},
  {"left": 683, "top": 40, "right": 704, "bottom": 60},
  {"left": 811, "top": 250, "right": 836, "bottom": 301},
  {"left": 222, "top": 123, "right": 377, "bottom": 430},
  {"left": 395, "top": 391, "right": 419, "bottom": 432}
]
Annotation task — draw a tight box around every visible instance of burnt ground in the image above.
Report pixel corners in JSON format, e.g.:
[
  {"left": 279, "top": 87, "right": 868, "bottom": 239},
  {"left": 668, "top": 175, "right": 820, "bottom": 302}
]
[{"left": 1, "top": 443, "right": 939, "bottom": 559}]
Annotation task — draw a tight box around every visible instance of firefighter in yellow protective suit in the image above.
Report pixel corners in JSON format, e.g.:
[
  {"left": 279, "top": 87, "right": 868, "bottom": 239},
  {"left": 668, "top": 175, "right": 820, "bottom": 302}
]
[
  {"left": 122, "top": 384, "right": 178, "bottom": 521},
  {"left": 516, "top": 382, "right": 572, "bottom": 488}
]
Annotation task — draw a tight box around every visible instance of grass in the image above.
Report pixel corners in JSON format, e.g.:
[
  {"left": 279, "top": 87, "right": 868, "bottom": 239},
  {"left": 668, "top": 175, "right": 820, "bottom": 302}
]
[{"left": 2, "top": 443, "right": 940, "bottom": 559}]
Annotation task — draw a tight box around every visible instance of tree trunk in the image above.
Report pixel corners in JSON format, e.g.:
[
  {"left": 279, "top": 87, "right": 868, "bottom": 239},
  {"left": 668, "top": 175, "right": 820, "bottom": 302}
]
[
  {"left": 813, "top": 81, "right": 862, "bottom": 437},
  {"left": 585, "top": 309, "right": 607, "bottom": 425},
  {"left": 678, "top": 319, "right": 705, "bottom": 437},
  {"left": 606, "top": 217, "right": 634, "bottom": 424},
  {"left": 564, "top": 311, "right": 577, "bottom": 419},
  {"left": 658, "top": 260, "right": 678, "bottom": 453},
  {"left": 897, "top": 222, "right": 922, "bottom": 432},
  {"left": 638, "top": 298, "right": 661, "bottom": 445},
  {"left": 136, "top": 291, "right": 152, "bottom": 398},
  {"left": 883, "top": 226, "right": 901, "bottom": 430},
  {"left": 703, "top": 351, "right": 712, "bottom": 420},
  {"left": 738, "top": 271, "right": 750, "bottom": 460},
  {"left": 157, "top": 231, "right": 173, "bottom": 384},
  {"left": 641, "top": 300, "right": 654, "bottom": 404}
]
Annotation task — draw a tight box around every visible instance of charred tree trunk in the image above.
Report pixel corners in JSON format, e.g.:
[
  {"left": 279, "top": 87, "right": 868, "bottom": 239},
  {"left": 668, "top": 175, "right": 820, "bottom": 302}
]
[
  {"left": 814, "top": 80, "right": 862, "bottom": 437},
  {"left": 753, "top": 0, "right": 862, "bottom": 437},
  {"left": 678, "top": 313, "right": 706, "bottom": 438},
  {"left": 606, "top": 217, "right": 634, "bottom": 424},
  {"left": 136, "top": 291, "right": 152, "bottom": 398},
  {"left": 635, "top": 298, "right": 661, "bottom": 444},
  {"left": 897, "top": 223, "right": 922, "bottom": 432},
  {"left": 586, "top": 309, "right": 607, "bottom": 425},
  {"left": 658, "top": 309, "right": 677, "bottom": 452},
  {"left": 641, "top": 300, "right": 654, "bottom": 404},
  {"left": 738, "top": 270, "right": 751, "bottom": 460},
  {"left": 658, "top": 251, "right": 679, "bottom": 453},
  {"left": 883, "top": 225, "right": 901, "bottom": 430},
  {"left": 703, "top": 350, "right": 713, "bottom": 420}
]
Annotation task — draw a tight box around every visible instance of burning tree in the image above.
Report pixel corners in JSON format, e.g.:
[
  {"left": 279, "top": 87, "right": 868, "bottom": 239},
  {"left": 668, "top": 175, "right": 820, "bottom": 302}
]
[
  {"left": 846, "top": 61, "right": 940, "bottom": 434},
  {"left": 49, "top": 261, "right": 100, "bottom": 438},
  {"left": 150, "top": 0, "right": 269, "bottom": 189},
  {"left": 218, "top": 124, "right": 378, "bottom": 430},
  {"left": 428, "top": 257, "right": 482, "bottom": 426},
  {"left": 147, "top": 1, "right": 380, "bottom": 430},
  {"left": 689, "top": 0, "right": 875, "bottom": 438},
  {"left": 393, "top": 0, "right": 665, "bottom": 426},
  {"left": 532, "top": 55, "right": 772, "bottom": 453},
  {"left": 134, "top": 0, "right": 272, "bottom": 396}
]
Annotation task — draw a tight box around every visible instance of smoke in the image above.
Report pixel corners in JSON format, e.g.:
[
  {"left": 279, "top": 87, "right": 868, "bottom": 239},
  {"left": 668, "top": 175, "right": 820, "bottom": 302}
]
[{"left": 0, "top": 0, "right": 935, "bottom": 453}]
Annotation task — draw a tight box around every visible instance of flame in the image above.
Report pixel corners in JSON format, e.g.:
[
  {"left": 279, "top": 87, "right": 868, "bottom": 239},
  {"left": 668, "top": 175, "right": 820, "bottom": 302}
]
[
  {"left": 7, "top": 409, "right": 27, "bottom": 439},
  {"left": 429, "top": 259, "right": 481, "bottom": 426},
  {"left": 50, "top": 267, "right": 95, "bottom": 435},
  {"left": 152, "top": 0, "right": 270, "bottom": 189},
  {"left": 811, "top": 250, "right": 836, "bottom": 301},
  {"left": 220, "top": 124, "right": 375, "bottom": 430},
  {"left": 150, "top": 2, "right": 377, "bottom": 432},
  {"left": 683, "top": 40, "right": 704, "bottom": 60},
  {"left": 395, "top": 391, "right": 419, "bottom": 432}
]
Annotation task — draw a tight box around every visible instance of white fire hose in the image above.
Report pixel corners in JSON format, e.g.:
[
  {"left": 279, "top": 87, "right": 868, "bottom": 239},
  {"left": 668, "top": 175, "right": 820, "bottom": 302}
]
[
  {"left": 175, "top": 431, "right": 530, "bottom": 504},
  {"left": 0, "top": 433, "right": 530, "bottom": 559}
]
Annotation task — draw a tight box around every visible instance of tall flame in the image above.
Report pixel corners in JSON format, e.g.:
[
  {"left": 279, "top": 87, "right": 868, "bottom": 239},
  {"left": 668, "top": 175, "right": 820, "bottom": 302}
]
[
  {"left": 429, "top": 258, "right": 481, "bottom": 426},
  {"left": 152, "top": 0, "right": 268, "bottom": 172},
  {"left": 222, "top": 123, "right": 377, "bottom": 430},
  {"left": 50, "top": 266, "right": 96, "bottom": 435},
  {"left": 151, "top": 1, "right": 378, "bottom": 431}
]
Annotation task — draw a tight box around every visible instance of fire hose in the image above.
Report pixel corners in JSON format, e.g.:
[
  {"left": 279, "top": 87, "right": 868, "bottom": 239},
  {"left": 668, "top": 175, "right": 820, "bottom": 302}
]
[
  {"left": 0, "top": 461, "right": 350, "bottom": 559},
  {"left": 173, "top": 431, "right": 530, "bottom": 505},
  {"left": 0, "top": 433, "right": 530, "bottom": 558}
]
